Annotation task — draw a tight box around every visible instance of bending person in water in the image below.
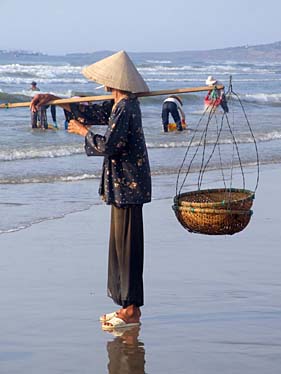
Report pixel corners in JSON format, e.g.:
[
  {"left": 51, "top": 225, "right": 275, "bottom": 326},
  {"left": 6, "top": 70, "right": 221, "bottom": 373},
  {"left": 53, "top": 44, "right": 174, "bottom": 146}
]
[
  {"left": 161, "top": 95, "right": 185, "bottom": 132},
  {"left": 29, "top": 81, "right": 49, "bottom": 129}
]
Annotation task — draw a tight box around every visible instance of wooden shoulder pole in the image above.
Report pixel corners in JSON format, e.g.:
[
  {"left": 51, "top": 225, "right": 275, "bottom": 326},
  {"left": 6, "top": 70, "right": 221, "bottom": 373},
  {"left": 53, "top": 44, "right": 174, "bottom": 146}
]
[{"left": 0, "top": 85, "right": 224, "bottom": 109}]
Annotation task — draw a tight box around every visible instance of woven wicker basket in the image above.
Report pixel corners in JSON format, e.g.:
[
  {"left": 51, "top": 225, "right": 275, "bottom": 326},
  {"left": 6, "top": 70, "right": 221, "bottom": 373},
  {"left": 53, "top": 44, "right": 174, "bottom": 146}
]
[{"left": 173, "top": 188, "right": 254, "bottom": 235}]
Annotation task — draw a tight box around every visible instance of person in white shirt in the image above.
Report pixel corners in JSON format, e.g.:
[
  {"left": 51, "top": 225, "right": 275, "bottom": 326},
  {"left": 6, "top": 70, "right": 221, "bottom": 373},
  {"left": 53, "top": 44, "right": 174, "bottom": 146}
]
[{"left": 161, "top": 95, "right": 185, "bottom": 132}]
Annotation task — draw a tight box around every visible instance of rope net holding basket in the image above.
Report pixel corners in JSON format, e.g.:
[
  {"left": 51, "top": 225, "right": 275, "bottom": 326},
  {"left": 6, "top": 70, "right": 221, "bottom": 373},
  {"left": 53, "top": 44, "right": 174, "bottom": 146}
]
[{"left": 173, "top": 77, "right": 259, "bottom": 235}]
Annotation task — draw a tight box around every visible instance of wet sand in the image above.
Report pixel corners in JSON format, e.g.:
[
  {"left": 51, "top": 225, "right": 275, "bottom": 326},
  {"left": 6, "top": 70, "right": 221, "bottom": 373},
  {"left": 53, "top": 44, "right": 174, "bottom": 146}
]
[{"left": 1, "top": 164, "right": 281, "bottom": 374}]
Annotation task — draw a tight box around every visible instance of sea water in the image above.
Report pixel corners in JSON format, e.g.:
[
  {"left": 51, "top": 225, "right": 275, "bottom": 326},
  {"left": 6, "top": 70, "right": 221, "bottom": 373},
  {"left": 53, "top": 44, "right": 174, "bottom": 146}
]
[{"left": 0, "top": 52, "right": 280, "bottom": 233}]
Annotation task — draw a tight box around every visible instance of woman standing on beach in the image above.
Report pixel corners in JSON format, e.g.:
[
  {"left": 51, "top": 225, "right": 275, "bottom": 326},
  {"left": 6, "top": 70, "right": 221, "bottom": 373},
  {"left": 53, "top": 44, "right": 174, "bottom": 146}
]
[{"left": 30, "top": 51, "right": 151, "bottom": 330}]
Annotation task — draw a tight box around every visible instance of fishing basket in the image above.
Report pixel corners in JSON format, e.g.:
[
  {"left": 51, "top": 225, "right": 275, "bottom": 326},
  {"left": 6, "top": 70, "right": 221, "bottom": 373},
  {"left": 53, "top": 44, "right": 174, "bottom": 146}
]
[
  {"left": 173, "top": 77, "right": 259, "bottom": 235},
  {"left": 173, "top": 188, "right": 254, "bottom": 235}
]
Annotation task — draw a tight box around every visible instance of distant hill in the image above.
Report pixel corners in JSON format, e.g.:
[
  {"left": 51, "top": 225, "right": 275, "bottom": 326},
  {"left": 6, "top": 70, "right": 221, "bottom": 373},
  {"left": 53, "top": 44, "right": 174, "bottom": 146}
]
[
  {"left": 1, "top": 41, "right": 281, "bottom": 63},
  {"left": 65, "top": 41, "right": 281, "bottom": 63},
  {"left": 181, "top": 41, "right": 281, "bottom": 61}
]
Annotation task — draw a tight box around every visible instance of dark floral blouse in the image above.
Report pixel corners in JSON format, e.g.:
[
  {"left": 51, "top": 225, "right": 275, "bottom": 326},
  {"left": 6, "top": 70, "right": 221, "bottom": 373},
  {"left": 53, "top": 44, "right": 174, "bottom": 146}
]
[
  {"left": 69, "top": 100, "right": 114, "bottom": 125},
  {"left": 82, "top": 97, "right": 151, "bottom": 207}
]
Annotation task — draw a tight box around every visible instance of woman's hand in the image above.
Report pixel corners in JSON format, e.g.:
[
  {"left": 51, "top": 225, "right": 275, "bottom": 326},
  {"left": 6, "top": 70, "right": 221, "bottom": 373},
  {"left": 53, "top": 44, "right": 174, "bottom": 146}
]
[
  {"left": 30, "top": 94, "right": 58, "bottom": 112},
  {"left": 68, "top": 119, "right": 89, "bottom": 137}
]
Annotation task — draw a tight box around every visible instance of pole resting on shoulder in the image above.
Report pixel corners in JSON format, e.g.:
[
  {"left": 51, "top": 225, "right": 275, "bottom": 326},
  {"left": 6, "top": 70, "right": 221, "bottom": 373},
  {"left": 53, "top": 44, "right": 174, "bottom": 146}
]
[{"left": 0, "top": 85, "right": 224, "bottom": 110}]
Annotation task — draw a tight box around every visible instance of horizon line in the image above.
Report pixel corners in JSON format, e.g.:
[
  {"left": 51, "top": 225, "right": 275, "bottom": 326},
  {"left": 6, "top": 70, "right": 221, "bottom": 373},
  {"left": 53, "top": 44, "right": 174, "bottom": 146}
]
[{"left": 0, "top": 40, "right": 280, "bottom": 57}]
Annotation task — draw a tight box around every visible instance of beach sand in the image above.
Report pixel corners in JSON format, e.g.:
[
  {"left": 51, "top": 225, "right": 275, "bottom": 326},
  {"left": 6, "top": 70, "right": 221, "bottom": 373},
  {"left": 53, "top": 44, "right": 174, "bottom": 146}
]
[{"left": 1, "top": 164, "right": 281, "bottom": 374}]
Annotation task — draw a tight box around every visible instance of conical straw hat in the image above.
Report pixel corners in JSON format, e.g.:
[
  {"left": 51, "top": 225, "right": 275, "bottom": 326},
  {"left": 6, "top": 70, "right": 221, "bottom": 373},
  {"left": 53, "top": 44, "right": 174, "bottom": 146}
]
[{"left": 82, "top": 50, "right": 149, "bottom": 93}]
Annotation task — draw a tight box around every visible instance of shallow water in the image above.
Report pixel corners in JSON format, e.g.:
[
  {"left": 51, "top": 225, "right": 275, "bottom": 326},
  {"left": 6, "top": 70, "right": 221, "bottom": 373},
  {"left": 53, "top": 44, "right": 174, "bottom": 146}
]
[
  {"left": 0, "top": 52, "right": 279, "bottom": 235},
  {"left": 0, "top": 166, "right": 281, "bottom": 373}
]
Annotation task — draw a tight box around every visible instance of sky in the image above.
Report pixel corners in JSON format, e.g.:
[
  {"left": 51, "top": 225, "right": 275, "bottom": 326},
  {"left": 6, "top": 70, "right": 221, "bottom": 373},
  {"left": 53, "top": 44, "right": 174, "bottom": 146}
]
[{"left": 0, "top": 0, "right": 280, "bottom": 55}]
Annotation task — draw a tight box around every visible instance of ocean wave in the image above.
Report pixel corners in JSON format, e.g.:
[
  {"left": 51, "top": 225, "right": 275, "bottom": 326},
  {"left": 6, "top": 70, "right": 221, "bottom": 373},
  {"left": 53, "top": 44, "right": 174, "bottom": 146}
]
[
  {"left": 143, "top": 77, "right": 281, "bottom": 84},
  {"left": 0, "top": 89, "right": 84, "bottom": 103},
  {"left": 145, "top": 78, "right": 208, "bottom": 82},
  {"left": 255, "top": 130, "right": 281, "bottom": 141},
  {"left": 0, "top": 63, "right": 88, "bottom": 85},
  {"left": 19, "top": 89, "right": 71, "bottom": 98},
  {"left": 0, "top": 62, "right": 276, "bottom": 81},
  {"left": 138, "top": 64, "right": 276, "bottom": 74},
  {"left": 0, "top": 63, "right": 83, "bottom": 76},
  {"left": 242, "top": 92, "right": 281, "bottom": 105},
  {"left": 0, "top": 130, "right": 280, "bottom": 162},
  {"left": 0, "top": 91, "right": 30, "bottom": 103},
  {"left": 2, "top": 88, "right": 281, "bottom": 107},
  {"left": 0, "top": 144, "right": 84, "bottom": 161},
  {"left": 0, "top": 159, "right": 263, "bottom": 186},
  {"left": 2, "top": 74, "right": 279, "bottom": 87},
  {"left": 145, "top": 60, "right": 172, "bottom": 64},
  {"left": 0, "top": 173, "right": 100, "bottom": 184},
  {"left": 1, "top": 61, "right": 279, "bottom": 93},
  {"left": 147, "top": 131, "right": 281, "bottom": 148},
  {"left": 0, "top": 76, "right": 87, "bottom": 85},
  {"left": 0, "top": 140, "right": 230, "bottom": 161},
  {"left": 140, "top": 94, "right": 199, "bottom": 105},
  {"left": 0, "top": 89, "right": 201, "bottom": 106}
]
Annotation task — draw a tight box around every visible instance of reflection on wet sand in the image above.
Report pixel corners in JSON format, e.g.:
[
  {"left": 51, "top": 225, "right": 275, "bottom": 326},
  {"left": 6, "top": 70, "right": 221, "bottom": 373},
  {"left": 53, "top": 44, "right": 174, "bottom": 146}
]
[{"left": 105, "top": 326, "right": 145, "bottom": 374}]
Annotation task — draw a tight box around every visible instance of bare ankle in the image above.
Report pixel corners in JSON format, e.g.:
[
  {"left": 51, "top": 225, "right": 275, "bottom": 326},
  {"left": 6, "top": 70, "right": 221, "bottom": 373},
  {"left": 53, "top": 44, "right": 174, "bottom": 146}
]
[{"left": 119, "top": 305, "right": 141, "bottom": 319}]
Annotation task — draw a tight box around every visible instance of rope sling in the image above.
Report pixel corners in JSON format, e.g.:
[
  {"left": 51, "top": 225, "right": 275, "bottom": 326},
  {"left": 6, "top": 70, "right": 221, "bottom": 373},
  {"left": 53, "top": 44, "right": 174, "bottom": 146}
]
[{"left": 173, "top": 77, "right": 260, "bottom": 235}]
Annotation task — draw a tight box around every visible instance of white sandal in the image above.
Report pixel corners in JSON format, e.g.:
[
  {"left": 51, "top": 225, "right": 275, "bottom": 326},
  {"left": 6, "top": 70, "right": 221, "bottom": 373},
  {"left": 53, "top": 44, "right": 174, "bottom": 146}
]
[
  {"left": 102, "top": 316, "right": 140, "bottom": 330},
  {"left": 104, "top": 325, "right": 140, "bottom": 336},
  {"left": 99, "top": 311, "right": 117, "bottom": 322}
]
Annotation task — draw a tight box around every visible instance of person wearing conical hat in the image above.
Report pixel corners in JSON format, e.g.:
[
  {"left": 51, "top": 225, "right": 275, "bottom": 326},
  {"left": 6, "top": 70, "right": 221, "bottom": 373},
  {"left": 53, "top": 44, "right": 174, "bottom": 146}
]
[
  {"left": 30, "top": 50, "right": 151, "bottom": 330},
  {"left": 82, "top": 50, "right": 149, "bottom": 93}
]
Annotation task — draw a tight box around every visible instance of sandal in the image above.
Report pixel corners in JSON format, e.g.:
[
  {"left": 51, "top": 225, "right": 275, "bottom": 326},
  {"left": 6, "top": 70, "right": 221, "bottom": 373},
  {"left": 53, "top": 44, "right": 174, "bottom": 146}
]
[
  {"left": 103, "top": 325, "right": 140, "bottom": 336},
  {"left": 99, "top": 311, "right": 117, "bottom": 322},
  {"left": 102, "top": 316, "right": 140, "bottom": 331}
]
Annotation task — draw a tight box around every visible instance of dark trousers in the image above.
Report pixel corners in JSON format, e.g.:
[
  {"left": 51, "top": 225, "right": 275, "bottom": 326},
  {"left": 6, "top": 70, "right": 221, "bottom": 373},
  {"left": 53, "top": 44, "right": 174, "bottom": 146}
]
[
  {"left": 30, "top": 106, "right": 48, "bottom": 129},
  {"left": 162, "top": 101, "right": 182, "bottom": 132},
  {"left": 108, "top": 205, "right": 144, "bottom": 308},
  {"left": 220, "top": 94, "right": 229, "bottom": 113},
  {"left": 50, "top": 105, "right": 56, "bottom": 122}
]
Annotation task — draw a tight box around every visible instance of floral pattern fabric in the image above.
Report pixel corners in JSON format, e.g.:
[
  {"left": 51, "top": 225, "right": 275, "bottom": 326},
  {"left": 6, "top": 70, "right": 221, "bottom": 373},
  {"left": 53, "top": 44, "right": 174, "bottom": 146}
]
[{"left": 84, "top": 97, "right": 151, "bottom": 207}]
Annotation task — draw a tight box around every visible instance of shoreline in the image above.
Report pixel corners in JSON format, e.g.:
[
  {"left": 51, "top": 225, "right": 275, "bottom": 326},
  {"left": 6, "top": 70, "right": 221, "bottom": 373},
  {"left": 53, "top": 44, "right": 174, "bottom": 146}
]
[
  {"left": 0, "top": 161, "right": 265, "bottom": 236},
  {"left": 0, "top": 162, "right": 281, "bottom": 373}
]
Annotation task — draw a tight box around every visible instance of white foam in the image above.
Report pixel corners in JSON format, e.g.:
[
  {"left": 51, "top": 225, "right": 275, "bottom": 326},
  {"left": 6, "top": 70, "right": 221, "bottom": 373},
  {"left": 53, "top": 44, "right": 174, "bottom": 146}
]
[
  {"left": 138, "top": 64, "right": 275, "bottom": 74},
  {"left": 1, "top": 129, "right": 280, "bottom": 163},
  {"left": 0, "top": 63, "right": 83, "bottom": 75},
  {"left": 0, "top": 63, "right": 87, "bottom": 85},
  {"left": 0, "top": 173, "right": 99, "bottom": 185},
  {"left": 243, "top": 93, "right": 281, "bottom": 104},
  {"left": 0, "top": 144, "right": 84, "bottom": 161},
  {"left": 146, "top": 60, "right": 172, "bottom": 64},
  {"left": 0, "top": 76, "right": 86, "bottom": 85}
]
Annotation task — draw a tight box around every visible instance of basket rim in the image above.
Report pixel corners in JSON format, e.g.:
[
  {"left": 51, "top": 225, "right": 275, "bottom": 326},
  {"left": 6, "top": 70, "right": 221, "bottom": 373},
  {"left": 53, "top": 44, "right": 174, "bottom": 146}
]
[
  {"left": 173, "top": 205, "right": 253, "bottom": 216},
  {"left": 174, "top": 188, "right": 255, "bottom": 208}
]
